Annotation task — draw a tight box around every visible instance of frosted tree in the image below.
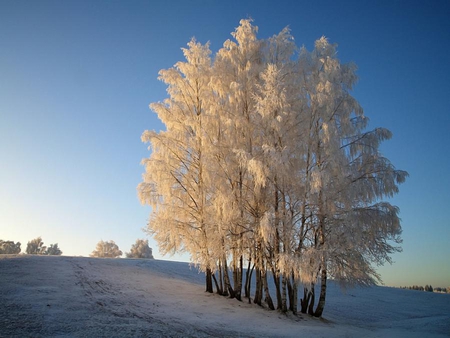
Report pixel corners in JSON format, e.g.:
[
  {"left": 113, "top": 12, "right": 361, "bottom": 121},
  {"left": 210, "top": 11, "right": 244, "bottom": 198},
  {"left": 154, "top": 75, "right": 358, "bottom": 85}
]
[
  {"left": 138, "top": 39, "right": 221, "bottom": 292},
  {"left": 90, "top": 240, "right": 122, "bottom": 258},
  {"left": 45, "top": 243, "right": 62, "bottom": 256},
  {"left": 253, "top": 30, "right": 304, "bottom": 312},
  {"left": 0, "top": 240, "right": 21, "bottom": 254},
  {"left": 26, "top": 237, "right": 46, "bottom": 255},
  {"left": 139, "top": 19, "right": 407, "bottom": 317},
  {"left": 289, "top": 37, "right": 408, "bottom": 317},
  {"left": 210, "top": 19, "right": 267, "bottom": 300},
  {"left": 126, "top": 239, "right": 154, "bottom": 259}
]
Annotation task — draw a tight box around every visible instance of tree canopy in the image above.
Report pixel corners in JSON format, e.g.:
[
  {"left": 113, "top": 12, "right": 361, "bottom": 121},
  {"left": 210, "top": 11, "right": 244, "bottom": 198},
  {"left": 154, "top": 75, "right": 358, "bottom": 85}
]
[
  {"left": 126, "top": 239, "right": 154, "bottom": 259},
  {"left": 26, "top": 237, "right": 47, "bottom": 255},
  {"left": 46, "top": 243, "right": 63, "bottom": 256},
  {"left": 0, "top": 240, "right": 21, "bottom": 254},
  {"left": 90, "top": 240, "right": 123, "bottom": 258},
  {"left": 25, "top": 237, "right": 63, "bottom": 255},
  {"left": 138, "top": 19, "right": 407, "bottom": 317}
]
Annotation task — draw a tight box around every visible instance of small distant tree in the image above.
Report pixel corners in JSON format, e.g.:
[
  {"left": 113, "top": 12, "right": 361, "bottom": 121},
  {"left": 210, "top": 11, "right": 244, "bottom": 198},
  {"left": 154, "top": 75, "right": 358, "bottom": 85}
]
[
  {"left": 90, "top": 240, "right": 122, "bottom": 258},
  {"left": 45, "top": 243, "right": 62, "bottom": 256},
  {"left": 0, "top": 240, "right": 21, "bottom": 254},
  {"left": 126, "top": 239, "right": 154, "bottom": 259},
  {"left": 26, "top": 237, "right": 46, "bottom": 255}
]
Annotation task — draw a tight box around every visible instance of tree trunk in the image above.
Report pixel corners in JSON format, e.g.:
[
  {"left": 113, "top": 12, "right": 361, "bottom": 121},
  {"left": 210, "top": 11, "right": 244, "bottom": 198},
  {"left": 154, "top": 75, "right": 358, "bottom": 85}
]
[
  {"left": 212, "top": 272, "right": 222, "bottom": 295},
  {"left": 245, "top": 260, "right": 254, "bottom": 303},
  {"left": 289, "top": 273, "right": 298, "bottom": 314},
  {"left": 272, "top": 187, "right": 282, "bottom": 310},
  {"left": 292, "top": 281, "right": 298, "bottom": 315},
  {"left": 222, "top": 255, "right": 234, "bottom": 298},
  {"left": 262, "top": 268, "right": 275, "bottom": 310},
  {"left": 300, "top": 287, "right": 309, "bottom": 314},
  {"left": 272, "top": 268, "right": 282, "bottom": 310},
  {"left": 287, "top": 277, "right": 293, "bottom": 311},
  {"left": 254, "top": 268, "right": 263, "bottom": 306},
  {"left": 308, "top": 283, "right": 315, "bottom": 315},
  {"left": 314, "top": 268, "right": 327, "bottom": 317},
  {"left": 233, "top": 248, "right": 238, "bottom": 294},
  {"left": 281, "top": 274, "right": 287, "bottom": 312},
  {"left": 205, "top": 268, "right": 213, "bottom": 293},
  {"left": 218, "top": 260, "right": 224, "bottom": 295},
  {"left": 313, "top": 194, "right": 327, "bottom": 317},
  {"left": 244, "top": 261, "right": 250, "bottom": 298},
  {"left": 235, "top": 254, "right": 243, "bottom": 301}
]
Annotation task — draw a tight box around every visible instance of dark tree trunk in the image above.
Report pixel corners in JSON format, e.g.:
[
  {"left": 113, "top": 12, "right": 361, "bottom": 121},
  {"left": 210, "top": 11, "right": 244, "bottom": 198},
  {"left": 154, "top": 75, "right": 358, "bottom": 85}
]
[
  {"left": 205, "top": 268, "right": 213, "bottom": 293},
  {"left": 232, "top": 249, "right": 239, "bottom": 296},
  {"left": 287, "top": 275, "right": 298, "bottom": 314},
  {"left": 254, "top": 268, "right": 263, "bottom": 306},
  {"left": 300, "top": 287, "right": 311, "bottom": 314},
  {"left": 314, "top": 268, "right": 327, "bottom": 317},
  {"left": 287, "top": 277, "right": 293, "bottom": 311},
  {"left": 212, "top": 272, "right": 222, "bottom": 295},
  {"left": 281, "top": 274, "right": 287, "bottom": 312},
  {"left": 313, "top": 183, "right": 327, "bottom": 317},
  {"left": 308, "top": 283, "right": 315, "bottom": 315},
  {"left": 272, "top": 268, "right": 282, "bottom": 310},
  {"left": 245, "top": 261, "right": 254, "bottom": 303},
  {"left": 222, "top": 255, "right": 235, "bottom": 298},
  {"left": 218, "top": 260, "right": 224, "bottom": 295},
  {"left": 262, "top": 268, "right": 275, "bottom": 310},
  {"left": 244, "top": 256, "right": 250, "bottom": 298},
  {"left": 313, "top": 197, "right": 327, "bottom": 317},
  {"left": 234, "top": 254, "right": 243, "bottom": 301}
]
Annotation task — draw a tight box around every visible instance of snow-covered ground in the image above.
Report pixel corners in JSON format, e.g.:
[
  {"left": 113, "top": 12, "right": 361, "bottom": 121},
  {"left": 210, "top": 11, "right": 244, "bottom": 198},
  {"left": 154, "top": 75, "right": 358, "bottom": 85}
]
[{"left": 0, "top": 255, "right": 448, "bottom": 337}]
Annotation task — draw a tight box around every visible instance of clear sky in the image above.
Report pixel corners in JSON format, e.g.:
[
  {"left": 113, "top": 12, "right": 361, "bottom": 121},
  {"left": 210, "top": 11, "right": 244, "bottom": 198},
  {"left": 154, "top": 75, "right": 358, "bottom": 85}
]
[{"left": 1, "top": 0, "right": 449, "bottom": 288}]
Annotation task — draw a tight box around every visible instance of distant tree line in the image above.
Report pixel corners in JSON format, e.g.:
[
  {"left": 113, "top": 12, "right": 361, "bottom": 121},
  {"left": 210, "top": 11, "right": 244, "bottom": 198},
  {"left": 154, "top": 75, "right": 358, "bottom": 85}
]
[
  {"left": 90, "top": 239, "right": 154, "bottom": 259},
  {"left": 1, "top": 237, "right": 154, "bottom": 260},
  {"left": 399, "top": 285, "right": 449, "bottom": 293},
  {"left": 0, "top": 237, "right": 62, "bottom": 255}
]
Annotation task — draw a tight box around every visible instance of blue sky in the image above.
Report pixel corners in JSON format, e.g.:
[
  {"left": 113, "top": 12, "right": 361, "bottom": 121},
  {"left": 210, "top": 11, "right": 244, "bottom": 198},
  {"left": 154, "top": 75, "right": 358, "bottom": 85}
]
[{"left": 1, "top": 0, "right": 449, "bottom": 288}]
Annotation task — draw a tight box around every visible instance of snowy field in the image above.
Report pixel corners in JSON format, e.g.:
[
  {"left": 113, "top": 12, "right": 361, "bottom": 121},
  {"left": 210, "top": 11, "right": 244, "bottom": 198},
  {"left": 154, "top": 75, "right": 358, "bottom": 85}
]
[{"left": 0, "top": 255, "right": 449, "bottom": 337}]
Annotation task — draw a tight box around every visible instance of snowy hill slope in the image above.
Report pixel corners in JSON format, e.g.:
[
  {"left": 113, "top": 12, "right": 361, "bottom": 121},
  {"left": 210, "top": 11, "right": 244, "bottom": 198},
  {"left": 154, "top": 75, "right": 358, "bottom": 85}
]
[{"left": 0, "top": 255, "right": 448, "bottom": 337}]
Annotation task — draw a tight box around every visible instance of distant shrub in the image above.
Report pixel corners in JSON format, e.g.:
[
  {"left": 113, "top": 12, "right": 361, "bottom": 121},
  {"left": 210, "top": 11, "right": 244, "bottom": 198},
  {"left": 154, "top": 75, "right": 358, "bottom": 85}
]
[
  {"left": 26, "top": 237, "right": 47, "bottom": 255},
  {"left": 90, "top": 240, "right": 122, "bottom": 258},
  {"left": 45, "top": 243, "right": 62, "bottom": 256},
  {"left": 0, "top": 240, "right": 21, "bottom": 254},
  {"left": 126, "top": 239, "right": 154, "bottom": 259}
]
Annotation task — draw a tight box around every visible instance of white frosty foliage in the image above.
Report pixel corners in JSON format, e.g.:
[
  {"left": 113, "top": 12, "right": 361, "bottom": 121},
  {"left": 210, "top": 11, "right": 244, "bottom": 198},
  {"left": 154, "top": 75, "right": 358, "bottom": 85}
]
[
  {"left": 90, "top": 240, "right": 122, "bottom": 258},
  {"left": 26, "top": 237, "right": 46, "bottom": 255},
  {"left": 126, "top": 239, "right": 154, "bottom": 259},
  {"left": 139, "top": 19, "right": 407, "bottom": 315}
]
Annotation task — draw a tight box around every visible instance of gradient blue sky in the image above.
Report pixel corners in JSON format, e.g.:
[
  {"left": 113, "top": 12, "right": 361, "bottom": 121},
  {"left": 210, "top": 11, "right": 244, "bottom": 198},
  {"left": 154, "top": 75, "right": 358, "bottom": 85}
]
[{"left": 1, "top": 0, "right": 449, "bottom": 288}]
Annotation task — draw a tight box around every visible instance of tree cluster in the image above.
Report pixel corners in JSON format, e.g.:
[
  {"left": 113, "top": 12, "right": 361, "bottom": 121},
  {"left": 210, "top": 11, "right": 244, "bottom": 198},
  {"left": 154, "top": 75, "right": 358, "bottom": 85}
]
[
  {"left": 0, "top": 240, "right": 21, "bottom": 254},
  {"left": 126, "top": 239, "right": 154, "bottom": 259},
  {"left": 400, "top": 285, "right": 447, "bottom": 292},
  {"left": 436, "top": 287, "right": 450, "bottom": 293},
  {"left": 90, "top": 240, "right": 122, "bottom": 258},
  {"left": 46, "top": 243, "right": 63, "bottom": 256},
  {"left": 139, "top": 19, "right": 407, "bottom": 317},
  {"left": 90, "top": 239, "right": 155, "bottom": 259},
  {"left": 25, "top": 237, "right": 62, "bottom": 255}
]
